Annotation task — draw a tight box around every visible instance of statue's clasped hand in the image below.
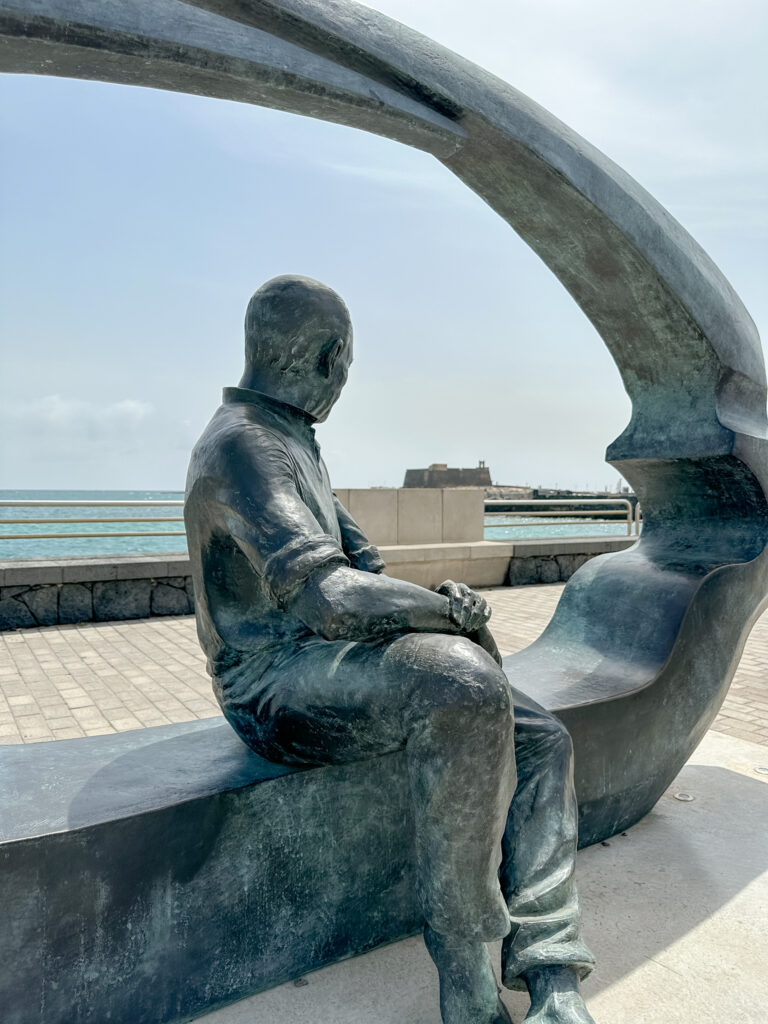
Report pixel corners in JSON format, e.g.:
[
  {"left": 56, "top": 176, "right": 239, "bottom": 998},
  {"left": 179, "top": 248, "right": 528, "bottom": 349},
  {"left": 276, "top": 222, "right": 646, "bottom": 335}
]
[{"left": 436, "top": 580, "right": 492, "bottom": 634}]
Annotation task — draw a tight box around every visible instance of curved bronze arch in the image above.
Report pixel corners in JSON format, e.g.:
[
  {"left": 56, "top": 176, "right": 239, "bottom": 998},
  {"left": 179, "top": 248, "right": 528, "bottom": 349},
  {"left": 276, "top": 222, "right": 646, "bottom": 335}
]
[{"left": 2, "top": 0, "right": 767, "bottom": 843}]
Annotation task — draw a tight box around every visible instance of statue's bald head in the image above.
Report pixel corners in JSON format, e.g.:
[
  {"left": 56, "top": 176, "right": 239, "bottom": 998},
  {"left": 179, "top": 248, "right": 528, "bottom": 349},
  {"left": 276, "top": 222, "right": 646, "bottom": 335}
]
[{"left": 240, "top": 275, "right": 353, "bottom": 422}]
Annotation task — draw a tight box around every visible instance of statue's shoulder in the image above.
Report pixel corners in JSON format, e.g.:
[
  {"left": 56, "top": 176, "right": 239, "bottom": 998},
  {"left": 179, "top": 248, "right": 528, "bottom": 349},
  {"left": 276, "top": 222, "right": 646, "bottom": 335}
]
[{"left": 192, "top": 403, "right": 292, "bottom": 479}]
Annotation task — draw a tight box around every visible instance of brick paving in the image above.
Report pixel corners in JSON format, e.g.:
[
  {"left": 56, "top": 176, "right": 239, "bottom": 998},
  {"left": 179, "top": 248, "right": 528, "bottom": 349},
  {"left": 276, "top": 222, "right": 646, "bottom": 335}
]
[
  {"left": 0, "top": 618, "right": 213, "bottom": 744},
  {"left": 0, "top": 584, "right": 766, "bottom": 747}
]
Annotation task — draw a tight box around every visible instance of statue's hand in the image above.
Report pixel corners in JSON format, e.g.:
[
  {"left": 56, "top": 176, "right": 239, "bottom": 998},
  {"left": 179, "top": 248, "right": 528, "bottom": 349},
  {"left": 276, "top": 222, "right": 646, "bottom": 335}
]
[{"left": 436, "top": 580, "right": 492, "bottom": 634}]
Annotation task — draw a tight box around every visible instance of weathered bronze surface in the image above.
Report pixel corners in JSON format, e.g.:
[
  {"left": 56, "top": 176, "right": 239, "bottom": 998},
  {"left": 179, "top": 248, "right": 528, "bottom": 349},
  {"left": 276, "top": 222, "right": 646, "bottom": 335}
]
[{"left": 185, "top": 275, "right": 595, "bottom": 1022}]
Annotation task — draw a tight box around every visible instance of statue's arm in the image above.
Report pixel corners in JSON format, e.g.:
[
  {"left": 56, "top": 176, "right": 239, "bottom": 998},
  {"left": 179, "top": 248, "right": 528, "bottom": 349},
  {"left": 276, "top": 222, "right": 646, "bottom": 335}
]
[
  {"left": 325, "top": 500, "right": 499, "bottom": 654},
  {"left": 285, "top": 563, "right": 488, "bottom": 643},
  {"left": 218, "top": 426, "right": 490, "bottom": 644},
  {"left": 332, "top": 494, "right": 386, "bottom": 573}
]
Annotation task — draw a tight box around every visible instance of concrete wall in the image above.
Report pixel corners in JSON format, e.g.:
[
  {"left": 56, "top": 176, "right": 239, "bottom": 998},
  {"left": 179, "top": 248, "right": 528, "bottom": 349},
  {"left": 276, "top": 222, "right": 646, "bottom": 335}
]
[
  {"left": 333, "top": 488, "right": 485, "bottom": 545},
  {"left": 505, "top": 537, "right": 634, "bottom": 586},
  {"left": 0, "top": 537, "right": 635, "bottom": 630},
  {"left": 382, "top": 536, "right": 635, "bottom": 590}
]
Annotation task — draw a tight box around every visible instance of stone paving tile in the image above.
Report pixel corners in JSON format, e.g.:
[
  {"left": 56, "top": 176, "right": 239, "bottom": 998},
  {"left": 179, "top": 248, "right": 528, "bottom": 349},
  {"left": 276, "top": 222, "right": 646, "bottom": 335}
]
[
  {"left": 0, "top": 585, "right": 766, "bottom": 747},
  {"left": 0, "top": 618, "right": 216, "bottom": 743}
]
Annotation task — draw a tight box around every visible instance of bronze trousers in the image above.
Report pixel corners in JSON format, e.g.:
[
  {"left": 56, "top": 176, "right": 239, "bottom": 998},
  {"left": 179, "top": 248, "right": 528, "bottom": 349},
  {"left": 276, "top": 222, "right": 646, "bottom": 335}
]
[{"left": 216, "top": 631, "right": 594, "bottom": 985}]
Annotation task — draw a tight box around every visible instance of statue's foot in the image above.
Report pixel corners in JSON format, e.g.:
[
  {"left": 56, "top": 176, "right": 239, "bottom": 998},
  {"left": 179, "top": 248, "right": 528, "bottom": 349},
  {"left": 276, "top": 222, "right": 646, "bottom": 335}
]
[
  {"left": 521, "top": 967, "right": 595, "bottom": 1024},
  {"left": 522, "top": 992, "right": 594, "bottom": 1024},
  {"left": 424, "top": 925, "right": 512, "bottom": 1024}
]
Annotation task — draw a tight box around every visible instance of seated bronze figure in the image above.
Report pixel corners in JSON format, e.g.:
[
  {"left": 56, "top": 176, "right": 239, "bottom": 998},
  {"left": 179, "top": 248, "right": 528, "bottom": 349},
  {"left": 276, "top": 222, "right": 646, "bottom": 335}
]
[{"left": 185, "top": 275, "right": 596, "bottom": 1024}]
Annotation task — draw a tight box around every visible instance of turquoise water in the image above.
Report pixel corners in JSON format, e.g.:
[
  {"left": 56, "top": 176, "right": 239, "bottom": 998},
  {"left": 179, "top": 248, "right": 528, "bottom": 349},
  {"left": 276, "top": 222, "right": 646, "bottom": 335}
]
[
  {"left": 0, "top": 492, "right": 635, "bottom": 560},
  {"left": 0, "top": 491, "right": 187, "bottom": 560},
  {"left": 485, "top": 517, "right": 634, "bottom": 541}
]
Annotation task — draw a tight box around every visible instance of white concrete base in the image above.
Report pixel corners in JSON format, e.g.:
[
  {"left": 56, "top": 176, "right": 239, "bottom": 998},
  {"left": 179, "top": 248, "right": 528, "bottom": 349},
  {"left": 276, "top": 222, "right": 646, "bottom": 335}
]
[
  {"left": 381, "top": 540, "right": 516, "bottom": 588},
  {"left": 196, "top": 730, "right": 768, "bottom": 1024}
]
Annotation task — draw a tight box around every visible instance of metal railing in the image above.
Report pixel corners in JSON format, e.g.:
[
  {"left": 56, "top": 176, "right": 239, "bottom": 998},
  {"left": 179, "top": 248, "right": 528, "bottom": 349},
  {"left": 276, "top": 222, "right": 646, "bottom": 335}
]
[
  {"left": 0, "top": 497, "right": 644, "bottom": 545},
  {"left": 0, "top": 500, "right": 185, "bottom": 540},
  {"left": 485, "top": 498, "right": 641, "bottom": 536}
]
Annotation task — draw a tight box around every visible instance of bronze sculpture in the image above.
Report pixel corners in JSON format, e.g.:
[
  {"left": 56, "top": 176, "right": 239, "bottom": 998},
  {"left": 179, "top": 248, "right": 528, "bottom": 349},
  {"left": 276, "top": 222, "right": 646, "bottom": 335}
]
[
  {"left": 3, "top": 0, "right": 765, "bottom": 850},
  {"left": 185, "top": 275, "right": 595, "bottom": 1024},
  {"left": 3, "top": 3, "right": 766, "bottom": 1022}
]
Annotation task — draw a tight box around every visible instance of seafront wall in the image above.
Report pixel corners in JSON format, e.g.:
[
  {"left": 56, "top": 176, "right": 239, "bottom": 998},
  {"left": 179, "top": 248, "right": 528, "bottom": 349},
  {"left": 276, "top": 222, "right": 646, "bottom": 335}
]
[
  {"left": 0, "top": 537, "right": 635, "bottom": 630},
  {"left": 332, "top": 487, "right": 485, "bottom": 545}
]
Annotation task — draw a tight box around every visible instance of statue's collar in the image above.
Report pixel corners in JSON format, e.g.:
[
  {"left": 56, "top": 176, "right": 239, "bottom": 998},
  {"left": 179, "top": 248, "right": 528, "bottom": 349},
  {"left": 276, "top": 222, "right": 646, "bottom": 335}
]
[
  {"left": 223, "top": 387, "right": 321, "bottom": 454},
  {"left": 222, "top": 387, "right": 317, "bottom": 429}
]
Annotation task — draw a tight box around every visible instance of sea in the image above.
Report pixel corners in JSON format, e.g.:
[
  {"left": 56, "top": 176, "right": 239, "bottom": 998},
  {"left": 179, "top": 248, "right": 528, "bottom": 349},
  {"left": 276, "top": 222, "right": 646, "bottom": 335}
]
[
  {"left": 0, "top": 490, "right": 634, "bottom": 560},
  {"left": 0, "top": 490, "right": 187, "bottom": 560},
  {"left": 484, "top": 518, "right": 633, "bottom": 542}
]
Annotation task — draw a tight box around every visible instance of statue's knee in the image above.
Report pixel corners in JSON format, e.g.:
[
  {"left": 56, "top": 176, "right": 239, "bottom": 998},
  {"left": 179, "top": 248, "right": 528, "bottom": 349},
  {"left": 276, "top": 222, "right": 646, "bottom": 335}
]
[
  {"left": 476, "top": 665, "right": 513, "bottom": 718},
  {"left": 432, "top": 636, "right": 512, "bottom": 718}
]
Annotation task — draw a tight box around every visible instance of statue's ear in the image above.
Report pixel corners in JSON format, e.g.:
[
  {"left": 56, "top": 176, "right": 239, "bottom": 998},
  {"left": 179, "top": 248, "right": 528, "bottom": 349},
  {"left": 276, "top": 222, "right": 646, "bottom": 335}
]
[{"left": 318, "top": 337, "right": 343, "bottom": 378}]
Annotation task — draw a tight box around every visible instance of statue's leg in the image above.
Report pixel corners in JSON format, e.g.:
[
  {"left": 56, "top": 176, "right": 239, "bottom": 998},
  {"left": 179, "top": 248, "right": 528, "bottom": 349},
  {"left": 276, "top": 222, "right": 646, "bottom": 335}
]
[
  {"left": 395, "top": 634, "right": 517, "bottom": 942},
  {"left": 221, "top": 632, "right": 517, "bottom": 941},
  {"left": 500, "top": 691, "right": 595, "bottom": 990},
  {"left": 217, "top": 633, "right": 517, "bottom": 1024}
]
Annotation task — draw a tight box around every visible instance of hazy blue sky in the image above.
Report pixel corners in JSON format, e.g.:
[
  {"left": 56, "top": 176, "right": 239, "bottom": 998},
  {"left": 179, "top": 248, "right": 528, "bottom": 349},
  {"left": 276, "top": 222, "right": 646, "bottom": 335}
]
[{"left": 1, "top": 0, "right": 766, "bottom": 491}]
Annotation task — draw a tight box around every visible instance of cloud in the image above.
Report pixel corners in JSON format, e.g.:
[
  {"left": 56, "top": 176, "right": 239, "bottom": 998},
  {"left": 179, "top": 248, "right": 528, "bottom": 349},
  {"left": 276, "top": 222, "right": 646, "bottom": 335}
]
[
  {"left": 316, "top": 158, "right": 474, "bottom": 206},
  {"left": 182, "top": 93, "right": 473, "bottom": 208},
  {"left": 0, "top": 395, "right": 199, "bottom": 488},
  {"left": 103, "top": 399, "right": 153, "bottom": 422},
  {"left": 4, "top": 395, "right": 153, "bottom": 431}
]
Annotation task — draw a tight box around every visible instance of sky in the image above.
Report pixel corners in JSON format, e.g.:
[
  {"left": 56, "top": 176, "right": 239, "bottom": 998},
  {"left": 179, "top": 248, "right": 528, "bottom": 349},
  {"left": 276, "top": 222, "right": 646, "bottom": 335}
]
[{"left": 1, "top": 0, "right": 766, "bottom": 491}]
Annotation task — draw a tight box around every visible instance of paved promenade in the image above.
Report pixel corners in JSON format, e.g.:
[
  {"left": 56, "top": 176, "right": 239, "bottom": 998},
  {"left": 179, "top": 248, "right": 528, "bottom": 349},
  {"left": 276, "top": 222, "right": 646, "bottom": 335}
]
[{"left": 1, "top": 584, "right": 766, "bottom": 747}]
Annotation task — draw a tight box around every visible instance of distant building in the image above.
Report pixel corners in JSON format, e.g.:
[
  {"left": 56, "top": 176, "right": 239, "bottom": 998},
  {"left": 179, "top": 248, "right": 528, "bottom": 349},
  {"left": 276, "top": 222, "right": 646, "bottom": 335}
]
[{"left": 403, "top": 461, "right": 492, "bottom": 488}]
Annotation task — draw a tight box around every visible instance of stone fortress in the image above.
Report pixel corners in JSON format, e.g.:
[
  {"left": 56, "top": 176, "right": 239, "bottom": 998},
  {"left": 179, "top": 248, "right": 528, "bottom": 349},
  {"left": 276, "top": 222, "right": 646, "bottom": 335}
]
[{"left": 403, "top": 461, "right": 492, "bottom": 488}]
